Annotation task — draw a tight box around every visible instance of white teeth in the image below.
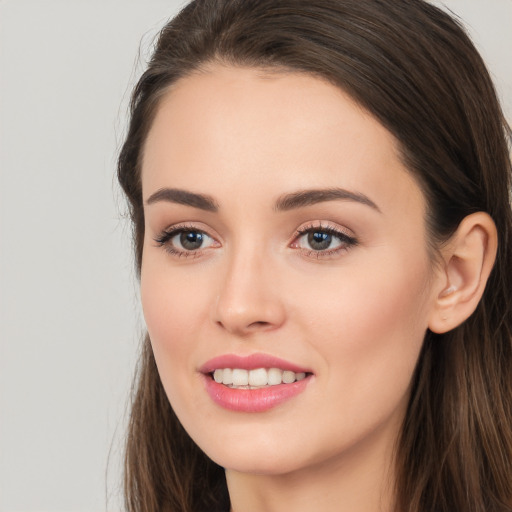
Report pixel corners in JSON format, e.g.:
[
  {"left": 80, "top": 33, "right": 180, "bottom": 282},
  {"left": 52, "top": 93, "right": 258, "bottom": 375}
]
[
  {"left": 213, "top": 369, "right": 223, "bottom": 383},
  {"left": 232, "top": 369, "right": 249, "bottom": 386},
  {"left": 267, "top": 368, "right": 283, "bottom": 385},
  {"left": 211, "top": 367, "right": 308, "bottom": 388},
  {"left": 248, "top": 368, "right": 268, "bottom": 386},
  {"left": 282, "top": 370, "right": 295, "bottom": 384},
  {"left": 222, "top": 368, "right": 233, "bottom": 385}
]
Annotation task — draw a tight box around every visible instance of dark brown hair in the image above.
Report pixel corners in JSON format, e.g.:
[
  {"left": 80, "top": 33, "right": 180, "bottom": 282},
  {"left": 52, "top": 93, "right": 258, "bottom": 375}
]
[{"left": 117, "top": 1, "right": 512, "bottom": 510}]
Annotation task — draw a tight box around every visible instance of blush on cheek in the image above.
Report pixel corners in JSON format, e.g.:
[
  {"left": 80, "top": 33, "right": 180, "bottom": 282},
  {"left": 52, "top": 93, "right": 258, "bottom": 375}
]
[
  {"left": 141, "top": 274, "right": 197, "bottom": 412},
  {"left": 141, "top": 257, "right": 197, "bottom": 334},
  {"left": 307, "top": 258, "right": 430, "bottom": 394},
  {"left": 140, "top": 262, "right": 212, "bottom": 381}
]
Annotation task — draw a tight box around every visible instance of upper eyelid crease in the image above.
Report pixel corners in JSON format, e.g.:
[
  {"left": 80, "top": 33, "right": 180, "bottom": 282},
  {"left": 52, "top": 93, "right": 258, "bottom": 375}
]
[
  {"left": 154, "top": 224, "right": 212, "bottom": 241},
  {"left": 295, "top": 225, "right": 358, "bottom": 243},
  {"left": 295, "top": 221, "right": 355, "bottom": 236}
]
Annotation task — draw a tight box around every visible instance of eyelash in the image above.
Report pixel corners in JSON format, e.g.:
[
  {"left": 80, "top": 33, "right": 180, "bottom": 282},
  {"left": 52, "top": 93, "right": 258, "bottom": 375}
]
[
  {"left": 291, "top": 222, "right": 358, "bottom": 259},
  {"left": 153, "top": 222, "right": 358, "bottom": 259},
  {"left": 153, "top": 223, "right": 215, "bottom": 258}
]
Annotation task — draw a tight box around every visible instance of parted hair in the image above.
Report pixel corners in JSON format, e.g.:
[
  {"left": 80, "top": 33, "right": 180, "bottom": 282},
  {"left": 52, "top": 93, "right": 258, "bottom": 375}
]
[{"left": 117, "top": 1, "right": 512, "bottom": 510}]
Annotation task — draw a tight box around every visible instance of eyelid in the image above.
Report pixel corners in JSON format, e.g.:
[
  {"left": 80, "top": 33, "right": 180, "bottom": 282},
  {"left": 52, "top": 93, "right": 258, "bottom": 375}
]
[
  {"left": 289, "top": 221, "right": 358, "bottom": 258},
  {"left": 152, "top": 220, "right": 357, "bottom": 259},
  {"left": 154, "top": 221, "right": 219, "bottom": 239},
  {"left": 153, "top": 222, "right": 221, "bottom": 257},
  {"left": 291, "top": 220, "right": 356, "bottom": 240}
]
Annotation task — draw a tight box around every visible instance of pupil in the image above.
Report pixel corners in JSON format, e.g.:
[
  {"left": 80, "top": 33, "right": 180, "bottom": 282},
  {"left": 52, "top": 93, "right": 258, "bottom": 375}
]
[
  {"left": 180, "top": 231, "right": 203, "bottom": 250},
  {"left": 308, "top": 231, "right": 331, "bottom": 250}
]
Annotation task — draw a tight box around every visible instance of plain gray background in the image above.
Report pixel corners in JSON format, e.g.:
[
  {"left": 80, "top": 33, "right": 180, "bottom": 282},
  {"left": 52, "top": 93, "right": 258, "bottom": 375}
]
[{"left": 0, "top": 1, "right": 510, "bottom": 511}]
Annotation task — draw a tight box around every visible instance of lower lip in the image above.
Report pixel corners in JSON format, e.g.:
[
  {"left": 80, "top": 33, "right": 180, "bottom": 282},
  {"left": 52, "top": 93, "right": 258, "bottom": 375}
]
[{"left": 203, "top": 375, "right": 311, "bottom": 413}]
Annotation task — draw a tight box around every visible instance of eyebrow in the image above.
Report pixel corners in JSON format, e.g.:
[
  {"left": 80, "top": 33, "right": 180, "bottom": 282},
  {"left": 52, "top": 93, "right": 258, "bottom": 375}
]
[
  {"left": 145, "top": 188, "right": 218, "bottom": 212},
  {"left": 145, "top": 186, "right": 380, "bottom": 213},
  {"left": 274, "top": 188, "right": 381, "bottom": 212}
]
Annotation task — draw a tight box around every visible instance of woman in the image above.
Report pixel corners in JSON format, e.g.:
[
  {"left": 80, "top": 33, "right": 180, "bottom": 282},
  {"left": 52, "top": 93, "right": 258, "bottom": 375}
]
[{"left": 117, "top": 0, "right": 512, "bottom": 510}]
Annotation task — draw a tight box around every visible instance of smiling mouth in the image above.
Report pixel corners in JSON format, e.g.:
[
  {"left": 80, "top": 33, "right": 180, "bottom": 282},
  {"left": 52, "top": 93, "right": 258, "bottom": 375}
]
[{"left": 211, "top": 367, "right": 310, "bottom": 389}]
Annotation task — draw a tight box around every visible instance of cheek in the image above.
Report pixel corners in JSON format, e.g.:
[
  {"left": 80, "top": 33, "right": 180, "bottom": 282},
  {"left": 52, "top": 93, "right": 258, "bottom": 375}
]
[
  {"left": 140, "top": 253, "right": 212, "bottom": 383},
  {"left": 296, "top": 248, "right": 432, "bottom": 407},
  {"left": 138, "top": 237, "right": 435, "bottom": 473},
  {"left": 338, "top": 270, "right": 429, "bottom": 348},
  {"left": 141, "top": 271, "right": 203, "bottom": 337}
]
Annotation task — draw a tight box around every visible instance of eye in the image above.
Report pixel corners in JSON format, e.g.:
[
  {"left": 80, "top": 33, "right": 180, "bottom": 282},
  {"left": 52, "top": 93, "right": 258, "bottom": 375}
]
[
  {"left": 154, "top": 226, "right": 218, "bottom": 256},
  {"left": 303, "top": 231, "right": 341, "bottom": 251},
  {"left": 173, "top": 230, "right": 212, "bottom": 251},
  {"left": 291, "top": 223, "right": 357, "bottom": 257}
]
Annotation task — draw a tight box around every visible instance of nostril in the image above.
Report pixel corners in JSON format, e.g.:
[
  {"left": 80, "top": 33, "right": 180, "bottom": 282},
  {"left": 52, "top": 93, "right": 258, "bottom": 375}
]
[{"left": 248, "top": 321, "right": 272, "bottom": 330}]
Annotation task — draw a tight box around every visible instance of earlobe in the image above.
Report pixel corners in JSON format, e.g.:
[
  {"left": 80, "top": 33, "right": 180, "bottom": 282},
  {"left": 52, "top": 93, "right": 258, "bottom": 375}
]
[{"left": 428, "top": 212, "right": 497, "bottom": 334}]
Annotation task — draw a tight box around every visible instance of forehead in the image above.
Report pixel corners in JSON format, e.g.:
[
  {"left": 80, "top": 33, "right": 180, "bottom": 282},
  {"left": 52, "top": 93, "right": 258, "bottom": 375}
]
[{"left": 141, "top": 64, "right": 424, "bottom": 216}]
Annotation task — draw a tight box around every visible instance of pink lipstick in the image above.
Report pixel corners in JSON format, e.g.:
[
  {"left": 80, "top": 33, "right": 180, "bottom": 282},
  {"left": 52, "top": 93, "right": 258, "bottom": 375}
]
[{"left": 200, "top": 353, "right": 312, "bottom": 413}]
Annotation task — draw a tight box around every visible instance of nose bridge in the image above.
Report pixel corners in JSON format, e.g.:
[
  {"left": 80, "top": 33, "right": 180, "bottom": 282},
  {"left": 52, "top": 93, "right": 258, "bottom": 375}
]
[{"left": 214, "top": 239, "right": 285, "bottom": 335}]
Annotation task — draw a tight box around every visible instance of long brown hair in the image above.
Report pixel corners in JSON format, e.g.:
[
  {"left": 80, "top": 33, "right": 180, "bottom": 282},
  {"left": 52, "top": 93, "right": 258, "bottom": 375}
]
[{"left": 117, "top": 1, "right": 512, "bottom": 510}]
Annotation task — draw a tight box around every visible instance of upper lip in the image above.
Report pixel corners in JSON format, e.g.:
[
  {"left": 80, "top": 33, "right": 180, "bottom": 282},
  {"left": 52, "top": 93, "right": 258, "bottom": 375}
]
[{"left": 199, "top": 353, "right": 311, "bottom": 374}]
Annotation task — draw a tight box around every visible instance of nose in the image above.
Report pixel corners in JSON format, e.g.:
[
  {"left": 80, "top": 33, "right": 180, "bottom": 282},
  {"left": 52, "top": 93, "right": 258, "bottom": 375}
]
[{"left": 213, "top": 248, "right": 286, "bottom": 337}]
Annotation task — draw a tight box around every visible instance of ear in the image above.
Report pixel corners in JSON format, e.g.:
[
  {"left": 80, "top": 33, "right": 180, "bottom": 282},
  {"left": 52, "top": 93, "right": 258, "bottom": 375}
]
[{"left": 428, "top": 212, "right": 497, "bottom": 334}]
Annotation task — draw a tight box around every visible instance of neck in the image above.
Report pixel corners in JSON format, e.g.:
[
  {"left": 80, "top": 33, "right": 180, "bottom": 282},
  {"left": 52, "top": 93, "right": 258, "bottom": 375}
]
[{"left": 226, "top": 425, "right": 398, "bottom": 512}]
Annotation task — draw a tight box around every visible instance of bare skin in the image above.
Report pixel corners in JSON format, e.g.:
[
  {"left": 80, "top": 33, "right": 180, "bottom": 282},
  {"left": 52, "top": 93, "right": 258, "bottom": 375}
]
[{"left": 139, "top": 64, "right": 497, "bottom": 512}]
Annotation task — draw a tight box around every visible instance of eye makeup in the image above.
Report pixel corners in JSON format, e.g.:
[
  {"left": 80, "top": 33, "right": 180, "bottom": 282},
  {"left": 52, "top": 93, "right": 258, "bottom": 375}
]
[
  {"left": 153, "top": 223, "right": 220, "bottom": 258},
  {"left": 290, "top": 221, "right": 358, "bottom": 259},
  {"left": 153, "top": 220, "right": 358, "bottom": 260}
]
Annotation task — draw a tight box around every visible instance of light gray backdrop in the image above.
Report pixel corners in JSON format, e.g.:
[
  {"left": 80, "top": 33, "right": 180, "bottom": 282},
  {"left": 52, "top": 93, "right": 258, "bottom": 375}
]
[{"left": 0, "top": 1, "right": 510, "bottom": 511}]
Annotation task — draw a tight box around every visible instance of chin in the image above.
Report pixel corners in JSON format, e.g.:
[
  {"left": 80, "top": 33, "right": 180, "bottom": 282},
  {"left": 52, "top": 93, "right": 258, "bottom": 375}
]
[
  {"left": 214, "top": 451, "right": 306, "bottom": 476},
  {"left": 191, "top": 428, "right": 310, "bottom": 476}
]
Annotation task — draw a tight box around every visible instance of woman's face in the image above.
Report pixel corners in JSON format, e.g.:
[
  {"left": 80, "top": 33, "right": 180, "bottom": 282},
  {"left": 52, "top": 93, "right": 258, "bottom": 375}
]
[{"left": 140, "top": 65, "right": 440, "bottom": 476}]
